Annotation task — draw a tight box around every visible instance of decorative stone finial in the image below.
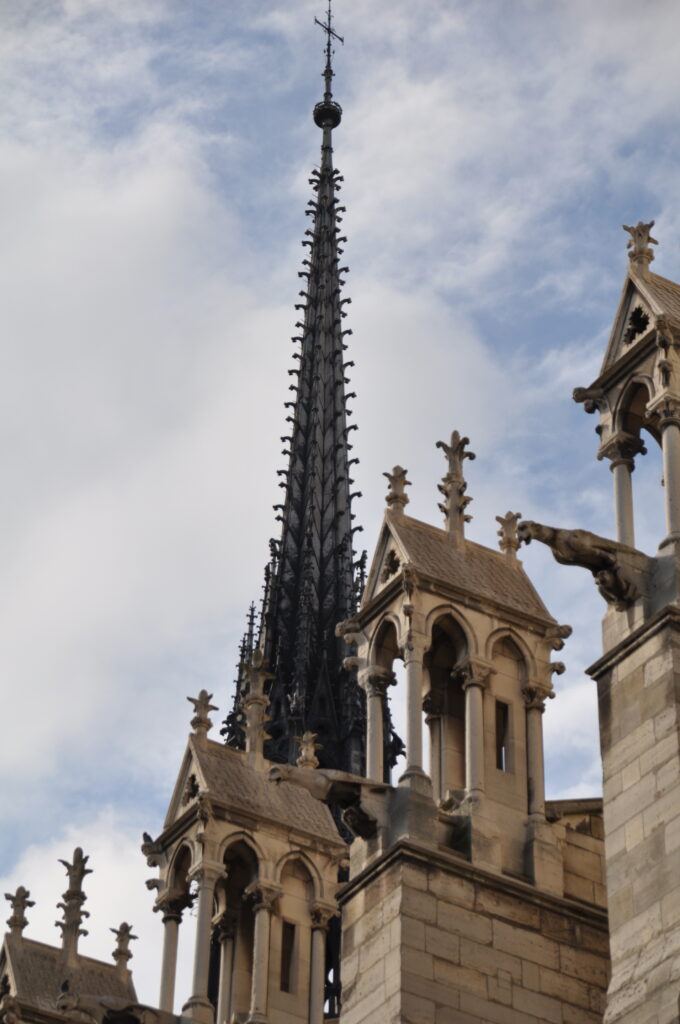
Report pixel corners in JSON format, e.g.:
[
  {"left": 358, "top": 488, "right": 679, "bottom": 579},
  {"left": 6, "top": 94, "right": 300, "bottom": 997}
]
[
  {"left": 110, "top": 922, "right": 137, "bottom": 977},
  {"left": 187, "top": 690, "right": 218, "bottom": 742},
  {"left": 436, "top": 431, "right": 476, "bottom": 544},
  {"left": 383, "top": 466, "right": 411, "bottom": 516},
  {"left": 55, "top": 848, "right": 91, "bottom": 967},
  {"left": 496, "top": 511, "right": 522, "bottom": 562},
  {"left": 5, "top": 887, "right": 34, "bottom": 938},
  {"left": 296, "top": 731, "right": 322, "bottom": 769},
  {"left": 623, "top": 220, "right": 658, "bottom": 276}
]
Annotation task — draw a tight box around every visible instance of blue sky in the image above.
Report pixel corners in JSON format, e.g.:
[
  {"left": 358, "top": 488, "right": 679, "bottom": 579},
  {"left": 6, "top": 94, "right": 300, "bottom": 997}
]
[{"left": 2, "top": 0, "right": 680, "bottom": 1006}]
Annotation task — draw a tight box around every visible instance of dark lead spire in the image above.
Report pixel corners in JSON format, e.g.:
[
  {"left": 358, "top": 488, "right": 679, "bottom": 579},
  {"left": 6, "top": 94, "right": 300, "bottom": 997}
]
[{"left": 223, "top": 6, "right": 401, "bottom": 779}]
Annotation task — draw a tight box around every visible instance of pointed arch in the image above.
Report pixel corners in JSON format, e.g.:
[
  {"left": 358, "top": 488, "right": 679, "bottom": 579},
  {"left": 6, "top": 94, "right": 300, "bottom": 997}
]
[
  {"left": 369, "top": 614, "right": 403, "bottom": 668},
  {"left": 274, "top": 850, "right": 323, "bottom": 903},
  {"left": 218, "top": 831, "right": 266, "bottom": 873},
  {"left": 167, "top": 841, "right": 195, "bottom": 892},
  {"left": 485, "top": 628, "right": 535, "bottom": 681},
  {"left": 424, "top": 604, "right": 476, "bottom": 655},
  {"left": 614, "top": 376, "right": 659, "bottom": 445}
]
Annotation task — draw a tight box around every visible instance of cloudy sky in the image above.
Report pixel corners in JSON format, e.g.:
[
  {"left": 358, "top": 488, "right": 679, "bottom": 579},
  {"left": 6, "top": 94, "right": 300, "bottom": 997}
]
[{"left": 2, "top": 0, "right": 680, "bottom": 1007}]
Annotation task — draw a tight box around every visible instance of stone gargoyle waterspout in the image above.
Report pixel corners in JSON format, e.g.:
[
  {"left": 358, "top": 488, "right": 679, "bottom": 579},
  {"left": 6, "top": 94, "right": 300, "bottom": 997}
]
[
  {"left": 268, "top": 765, "right": 389, "bottom": 840},
  {"left": 517, "top": 521, "right": 653, "bottom": 610}
]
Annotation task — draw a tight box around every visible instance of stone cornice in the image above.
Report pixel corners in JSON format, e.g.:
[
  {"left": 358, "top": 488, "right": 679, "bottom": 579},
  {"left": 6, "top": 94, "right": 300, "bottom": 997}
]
[
  {"left": 587, "top": 603, "right": 680, "bottom": 679},
  {"left": 339, "top": 837, "right": 608, "bottom": 931}
]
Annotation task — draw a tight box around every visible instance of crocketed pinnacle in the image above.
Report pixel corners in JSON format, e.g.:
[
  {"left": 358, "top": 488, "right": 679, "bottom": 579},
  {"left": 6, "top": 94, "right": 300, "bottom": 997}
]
[{"left": 223, "top": 12, "right": 401, "bottom": 780}]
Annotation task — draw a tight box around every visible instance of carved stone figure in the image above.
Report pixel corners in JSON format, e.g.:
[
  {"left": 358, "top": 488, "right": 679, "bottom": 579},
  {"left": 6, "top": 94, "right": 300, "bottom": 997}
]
[
  {"left": 518, "top": 520, "right": 646, "bottom": 608},
  {"left": 383, "top": 466, "right": 411, "bottom": 513},
  {"left": 495, "top": 511, "right": 522, "bottom": 558},
  {"left": 623, "top": 220, "right": 658, "bottom": 261},
  {"left": 58, "top": 849, "right": 92, "bottom": 895},
  {"left": 187, "top": 690, "right": 218, "bottom": 736},
  {"left": 296, "top": 731, "right": 321, "bottom": 769},
  {"left": 269, "top": 763, "right": 389, "bottom": 839},
  {"left": 5, "top": 886, "right": 35, "bottom": 936}
]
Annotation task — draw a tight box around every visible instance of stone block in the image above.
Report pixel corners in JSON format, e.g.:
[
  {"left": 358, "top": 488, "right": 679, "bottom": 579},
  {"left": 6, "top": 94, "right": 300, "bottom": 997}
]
[
  {"left": 474, "top": 885, "right": 540, "bottom": 929},
  {"left": 432, "top": 958, "right": 487, "bottom": 998},
  {"left": 424, "top": 924, "right": 460, "bottom": 964},
  {"left": 511, "top": 984, "right": 563, "bottom": 1023},
  {"left": 400, "top": 991, "right": 437, "bottom": 1024},
  {"left": 428, "top": 868, "right": 475, "bottom": 909},
  {"left": 493, "top": 919, "right": 559, "bottom": 968},
  {"left": 437, "top": 902, "right": 492, "bottom": 945},
  {"left": 401, "top": 885, "right": 437, "bottom": 924},
  {"left": 459, "top": 937, "right": 522, "bottom": 982},
  {"left": 539, "top": 964, "right": 591, "bottom": 1008},
  {"left": 559, "top": 944, "right": 609, "bottom": 988}
]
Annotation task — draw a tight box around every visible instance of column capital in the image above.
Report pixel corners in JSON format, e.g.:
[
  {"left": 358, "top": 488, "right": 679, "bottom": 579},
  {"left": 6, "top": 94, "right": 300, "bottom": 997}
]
[
  {"left": 310, "top": 901, "right": 338, "bottom": 931},
  {"left": 522, "top": 684, "right": 554, "bottom": 711},
  {"left": 452, "top": 657, "right": 493, "bottom": 690},
  {"left": 598, "top": 431, "right": 646, "bottom": 469},
  {"left": 365, "top": 666, "right": 396, "bottom": 697},
  {"left": 649, "top": 395, "right": 680, "bottom": 430},
  {"left": 215, "top": 909, "right": 238, "bottom": 942},
  {"left": 155, "top": 893, "right": 191, "bottom": 923},
  {"left": 245, "top": 881, "right": 281, "bottom": 913},
  {"left": 188, "top": 862, "right": 223, "bottom": 888}
]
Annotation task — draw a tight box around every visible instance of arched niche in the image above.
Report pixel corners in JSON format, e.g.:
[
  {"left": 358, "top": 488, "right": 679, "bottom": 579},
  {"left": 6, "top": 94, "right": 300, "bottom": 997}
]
[
  {"left": 269, "top": 859, "right": 315, "bottom": 1015},
  {"left": 167, "top": 843, "right": 192, "bottom": 903},
  {"left": 219, "top": 840, "right": 259, "bottom": 1020},
  {"left": 615, "top": 378, "right": 659, "bottom": 446},
  {"left": 370, "top": 617, "right": 401, "bottom": 670},
  {"left": 488, "top": 636, "right": 528, "bottom": 780},
  {"left": 424, "top": 614, "right": 469, "bottom": 799}
]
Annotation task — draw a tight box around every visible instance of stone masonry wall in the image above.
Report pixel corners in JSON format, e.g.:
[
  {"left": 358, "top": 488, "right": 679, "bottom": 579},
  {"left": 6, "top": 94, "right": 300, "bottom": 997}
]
[
  {"left": 593, "top": 613, "right": 680, "bottom": 1023},
  {"left": 339, "top": 840, "right": 609, "bottom": 1024}
]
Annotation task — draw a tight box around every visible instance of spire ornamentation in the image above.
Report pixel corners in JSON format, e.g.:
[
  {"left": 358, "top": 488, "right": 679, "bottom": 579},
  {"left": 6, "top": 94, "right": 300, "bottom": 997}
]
[
  {"left": 384, "top": 466, "right": 411, "bottom": 516},
  {"left": 5, "top": 887, "right": 34, "bottom": 938},
  {"left": 227, "top": 3, "right": 400, "bottom": 781},
  {"left": 436, "top": 431, "right": 476, "bottom": 544},
  {"left": 187, "top": 690, "right": 218, "bottom": 743},
  {"left": 623, "top": 220, "right": 658, "bottom": 275},
  {"left": 55, "top": 848, "right": 92, "bottom": 967}
]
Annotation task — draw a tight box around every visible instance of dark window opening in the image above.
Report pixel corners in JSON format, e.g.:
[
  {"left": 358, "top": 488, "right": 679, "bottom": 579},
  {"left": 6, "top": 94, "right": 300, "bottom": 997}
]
[
  {"left": 495, "top": 701, "right": 510, "bottom": 771},
  {"left": 280, "top": 921, "right": 296, "bottom": 993},
  {"left": 623, "top": 305, "right": 650, "bottom": 345}
]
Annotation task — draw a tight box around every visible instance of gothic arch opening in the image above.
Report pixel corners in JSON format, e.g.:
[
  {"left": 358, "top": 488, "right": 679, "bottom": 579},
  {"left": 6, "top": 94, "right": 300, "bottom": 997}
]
[
  {"left": 615, "top": 380, "right": 665, "bottom": 550},
  {"left": 425, "top": 614, "right": 468, "bottom": 801},
  {"left": 217, "top": 841, "right": 258, "bottom": 1021}
]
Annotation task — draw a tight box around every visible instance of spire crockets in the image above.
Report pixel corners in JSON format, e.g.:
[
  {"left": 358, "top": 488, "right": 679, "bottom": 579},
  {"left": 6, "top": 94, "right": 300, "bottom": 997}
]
[{"left": 224, "top": 5, "right": 377, "bottom": 776}]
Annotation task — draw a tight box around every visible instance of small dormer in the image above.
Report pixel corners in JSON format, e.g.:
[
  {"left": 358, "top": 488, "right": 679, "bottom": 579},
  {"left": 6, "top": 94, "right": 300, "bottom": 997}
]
[{"left": 575, "top": 221, "right": 680, "bottom": 556}]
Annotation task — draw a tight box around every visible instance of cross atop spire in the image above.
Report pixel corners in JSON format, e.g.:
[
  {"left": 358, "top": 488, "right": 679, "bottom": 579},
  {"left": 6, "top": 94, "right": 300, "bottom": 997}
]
[{"left": 315, "top": 0, "right": 344, "bottom": 98}]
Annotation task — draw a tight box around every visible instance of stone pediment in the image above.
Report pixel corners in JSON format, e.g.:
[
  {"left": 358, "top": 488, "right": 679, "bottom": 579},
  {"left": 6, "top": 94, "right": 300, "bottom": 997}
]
[
  {"left": 162, "top": 741, "right": 209, "bottom": 828},
  {"left": 600, "top": 268, "right": 680, "bottom": 377},
  {"left": 362, "top": 517, "right": 410, "bottom": 603}
]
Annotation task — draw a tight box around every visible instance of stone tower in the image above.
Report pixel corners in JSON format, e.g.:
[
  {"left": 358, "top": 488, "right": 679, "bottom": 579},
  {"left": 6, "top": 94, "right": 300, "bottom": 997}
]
[
  {"left": 555, "top": 221, "right": 680, "bottom": 1023},
  {"left": 324, "top": 440, "right": 610, "bottom": 1023},
  {"left": 222, "top": 2, "right": 400, "bottom": 781}
]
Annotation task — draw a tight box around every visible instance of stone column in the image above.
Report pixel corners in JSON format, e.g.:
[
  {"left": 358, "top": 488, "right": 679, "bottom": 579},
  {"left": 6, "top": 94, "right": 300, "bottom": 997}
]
[
  {"left": 454, "top": 659, "right": 491, "bottom": 803},
  {"left": 158, "top": 901, "right": 184, "bottom": 1013},
  {"left": 309, "top": 905, "right": 335, "bottom": 1024},
  {"left": 659, "top": 403, "right": 680, "bottom": 541},
  {"left": 183, "top": 866, "right": 222, "bottom": 1024},
  {"left": 599, "top": 433, "right": 643, "bottom": 548},
  {"left": 245, "top": 882, "right": 280, "bottom": 1024},
  {"left": 365, "top": 668, "right": 394, "bottom": 782},
  {"left": 523, "top": 686, "right": 547, "bottom": 820},
  {"left": 423, "top": 693, "right": 444, "bottom": 802},
  {"left": 400, "top": 637, "right": 428, "bottom": 782},
  {"left": 215, "top": 911, "right": 238, "bottom": 1024}
]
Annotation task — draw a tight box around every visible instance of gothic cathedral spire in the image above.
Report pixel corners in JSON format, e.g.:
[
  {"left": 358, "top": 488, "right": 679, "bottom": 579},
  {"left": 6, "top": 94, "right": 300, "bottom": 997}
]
[{"left": 224, "top": 5, "right": 398, "bottom": 777}]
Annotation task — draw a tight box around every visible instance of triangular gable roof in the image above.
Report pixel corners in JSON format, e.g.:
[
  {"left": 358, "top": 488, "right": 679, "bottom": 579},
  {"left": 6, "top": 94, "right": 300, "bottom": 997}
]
[
  {"left": 600, "top": 266, "right": 680, "bottom": 376},
  {"left": 364, "top": 513, "right": 554, "bottom": 625},
  {"left": 1, "top": 934, "right": 136, "bottom": 1014},
  {"left": 363, "top": 515, "right": 411, "bottom": 603},
  {"left": 163, "top": 738, "right": 342, "bottom": 847},
  {"left": 163, "top": 740, "right": 209, "bottom": 829}
]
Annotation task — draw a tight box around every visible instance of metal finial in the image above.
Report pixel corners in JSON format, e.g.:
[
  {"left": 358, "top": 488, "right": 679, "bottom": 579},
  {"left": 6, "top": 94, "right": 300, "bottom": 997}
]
[{"left": 315, "top": 0, "right": 344, "bottom": 83}]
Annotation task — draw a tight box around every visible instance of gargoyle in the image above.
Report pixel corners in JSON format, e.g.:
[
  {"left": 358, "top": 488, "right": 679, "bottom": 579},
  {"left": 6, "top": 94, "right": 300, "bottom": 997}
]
[
  {"left": 518, "top": 521, "right": 650, "bottom": 609},
  {"left": 268, "top": 765, "right": 389, "bottom": 839}
]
